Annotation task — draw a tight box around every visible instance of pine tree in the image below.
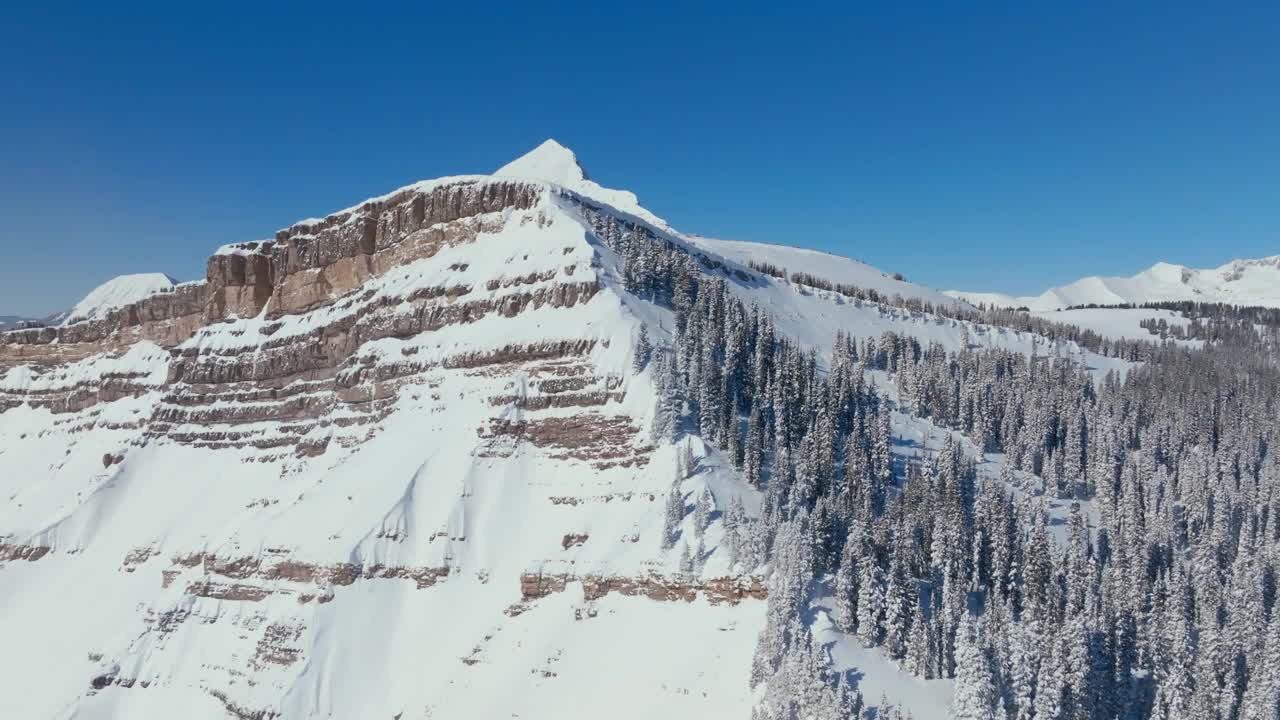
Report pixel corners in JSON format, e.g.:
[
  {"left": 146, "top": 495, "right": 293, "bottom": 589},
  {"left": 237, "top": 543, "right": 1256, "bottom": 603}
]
[
  {"left": 661, "top": 477, "right": 684, "bottom": 550},
  {"left": 1007, "top": 617, "right": 1040, "bottom": 720},
  {"left": 745, "top": 405, "right": 766, "bottom": 488},
  {"left": 905, "top": 603, "right": 933, "bottom": 678},
  {"left": 883, "top": 541, "right": 913, "bottom": 659},
  {"left": 953, "top": 614, "right": 999, "bottom": 720},
  {"left": 856, "top": 556, "right": 884, "bottom": 646},
  {"left": 681, "top": 440, "right": 697, "bottom": 477},
  {"left": 693, "top": 487, "right": 714, "bottom": 538},
  {"left": 678, "top": 541, "right": 694, "bottom": 577},
  {"left": 651, "top": 351, "right": 681, "bottom": 444},
  {"left": 1033, "top": 629, "right": 1066, "bottom": 720},
  {"left": 833, "top": 533, "right": 860, "bottom": 633},
  {"left": 633, "top": 324, "right": 652, "bottom": 372},
  {"left": 1241, "top": 612, "right": 1280, "bottom": 719}
]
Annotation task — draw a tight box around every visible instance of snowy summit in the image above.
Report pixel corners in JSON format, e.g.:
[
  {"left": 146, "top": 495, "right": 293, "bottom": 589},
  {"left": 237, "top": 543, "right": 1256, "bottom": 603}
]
[
  {"left": 62, "top": 272, "right": 178, "bottom": 325},
  {"left": 494, "top": 138, "right": 591, "bottom": 187},
  {"left": 495, "top": 139, "right": 669, "bottom": 229}
]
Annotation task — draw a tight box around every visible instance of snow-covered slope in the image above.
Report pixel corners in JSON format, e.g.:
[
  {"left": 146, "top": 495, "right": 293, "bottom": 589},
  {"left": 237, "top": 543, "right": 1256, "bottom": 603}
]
[
  {"left": 1029, "top": 307, "right": 1200, "bottom": 346},
  {"left": 1, "top": 141, "right": 1128, "bottom": 720},
  {"left": 1, "top": 180, "right": 772, "bottom": 719},
  {"left": 947, "top": 256, "right": 1280, "bottom": 310},
  {"left": 686, "top": 236, "right": 963, "bottom": 309},
  {"left": 496, "top": 139, "right": 670, "bottom": 230},
  {"left": 63, "top": 273, "right": 178, "bottom": 325}
]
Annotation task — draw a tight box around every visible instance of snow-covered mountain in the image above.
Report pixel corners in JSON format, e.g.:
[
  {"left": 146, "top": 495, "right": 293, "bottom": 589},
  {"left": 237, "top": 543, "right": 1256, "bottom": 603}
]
[
  {"left": 946, "top": 256, "right": 1280, "bottom": 310},
  {"left": 62, "top": 273, "right": 179, "bottom": 326},
  {"left": 1, "top": 141, "right": 1127, "bottom": 720},
  {"left": 0, "top": 315, "right": 28, "bottom": 330},
  {"left": 0, "top": 310, "right": 72, "bottom": 330}
]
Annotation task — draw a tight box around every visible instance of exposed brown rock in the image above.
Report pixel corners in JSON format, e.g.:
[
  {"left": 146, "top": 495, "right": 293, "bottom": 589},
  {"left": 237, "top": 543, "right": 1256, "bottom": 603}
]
[
  {"left": 363, "top": 564, "right": 450, "bottom": 589},
  {"left": 253, "top": 622, "right": 304, "bottom": 667},
  {"left": 208, "top": 688, "right": 280, "bottom": 720},
  {"left": 482, "top": 413, "right": 651, "bottom": 469},
  {"left": 0, "top": 543, "right": 51, "bottom": 563},
  {"left": 186, "top": 580, "right": 275, "bottom": 602},
  {"left": 121, "top": 546, "right": 156, "bottom": 572},
  {"left": 163, "top": 552, "right": 450, "bottom": 604},
  {"left": 519, "top": 571, "right": 766, "bottom": 605},
  {"left": 0, "top": 180, "right": 545, "bottom": 384}
]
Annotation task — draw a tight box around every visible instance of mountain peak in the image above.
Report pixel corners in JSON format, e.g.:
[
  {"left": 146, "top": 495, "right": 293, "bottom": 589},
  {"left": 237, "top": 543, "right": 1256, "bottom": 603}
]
[
  {"left": 63, "top": 272, "right": 178, "bottom": 325},
  {"left": 495, "top": 138, "right": 589, "bottom": 186},
  {"left": 1140, "top": 261, "right": 1191, "bottom": 284}
]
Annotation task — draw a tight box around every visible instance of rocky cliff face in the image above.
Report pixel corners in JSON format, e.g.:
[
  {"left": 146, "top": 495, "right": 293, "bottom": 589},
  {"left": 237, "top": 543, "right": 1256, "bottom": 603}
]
[
  {"left": 0, "top": 157, "right": 768, "bottom": 719},
  {"left": 0, "top": 180, "right": 539, "bottom": 361}
]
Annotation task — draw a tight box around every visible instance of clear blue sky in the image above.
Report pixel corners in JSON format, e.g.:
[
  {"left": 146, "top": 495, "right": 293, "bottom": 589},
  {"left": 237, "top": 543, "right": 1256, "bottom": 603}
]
[{"left": 2, "top": 2, "right": 1277, "bottom": 316}]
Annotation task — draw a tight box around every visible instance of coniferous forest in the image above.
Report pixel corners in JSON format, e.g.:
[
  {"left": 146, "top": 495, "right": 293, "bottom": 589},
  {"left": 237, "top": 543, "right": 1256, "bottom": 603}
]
[{"left": 582, "top": 196, "right": 1280, "bottom": 720}]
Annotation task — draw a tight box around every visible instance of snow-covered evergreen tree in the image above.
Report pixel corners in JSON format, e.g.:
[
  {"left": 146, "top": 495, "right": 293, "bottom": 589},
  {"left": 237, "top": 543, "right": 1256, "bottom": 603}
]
[
  {"left": 661, "top": 476, "right": 684, "bottom": 550},
  {"left": 693, "top": 487, "right": 713, "bottom": 538},
  {"left": 633, "top": 323, "right": 652, "bottom": 372}
]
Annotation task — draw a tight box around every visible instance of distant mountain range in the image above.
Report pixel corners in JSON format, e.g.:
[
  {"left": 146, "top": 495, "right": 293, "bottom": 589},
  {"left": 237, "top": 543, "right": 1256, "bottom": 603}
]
[
  {"left": 1, "top": 275, "right": 179, "bottom": 332},
  {"left": 947, "top": 256, "right": 1280, "bottom": 310},
  {"left": 0, "top": 310, "right": 70, "bottom": 330}
]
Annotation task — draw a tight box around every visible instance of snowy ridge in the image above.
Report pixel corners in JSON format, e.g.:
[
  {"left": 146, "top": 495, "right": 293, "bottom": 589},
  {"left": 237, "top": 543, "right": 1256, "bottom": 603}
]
[
  {"left": 63, "top": 273, "right": 178, "bottom": 326},
  {"left": 687, "top": 235, "right": 966, "bottom": 310},
  {"left": 497, "top": 142, "right": 1111, "bottom": 370},
  {"left": 947, "top": 255, "right": 1280, "bottom": 310},
  {"left": 496, "top": 139, "right": 670, "bottom": 230}
]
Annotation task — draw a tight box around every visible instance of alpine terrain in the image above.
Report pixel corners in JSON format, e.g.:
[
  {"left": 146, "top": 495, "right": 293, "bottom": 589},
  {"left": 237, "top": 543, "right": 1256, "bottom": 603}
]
[
  {"left": 3, "top": 141, "right": 1279, "bottom": 720},
  {"left": 946, "top": 257, "right": 1280, "bottom": 311}
]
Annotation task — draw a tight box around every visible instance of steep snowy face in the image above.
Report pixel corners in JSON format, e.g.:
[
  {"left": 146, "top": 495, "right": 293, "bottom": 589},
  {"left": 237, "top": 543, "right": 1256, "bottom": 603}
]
[
  {"left": 0, "top": 171, "right": 777, "bottom": 720},
  {"left": 947, "top": 255, "right": 1280, "bottom": 310},
  {"left": 496, "top": 138, "right": 669, "bottom": 229},
  {"left": 495, "top": 138, "right": 591, "bottom": 186},
  {"left": 63, "top": 273, "right": 178, "bottom": 326}
]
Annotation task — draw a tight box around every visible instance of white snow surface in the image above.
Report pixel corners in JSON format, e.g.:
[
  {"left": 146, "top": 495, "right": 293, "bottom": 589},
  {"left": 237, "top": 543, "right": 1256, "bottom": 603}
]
[
  {"left": 0, "top": 342, "right": 170, "bottom": 392},
  {"left": 686, "top": 235, "right": 964, "bottom": 310},
  {"left": 495, "top": 138, "right": 671, "bottom": 230},
  {"left": 63, "top": 273, "right": 178, "bottom": 325},
  {"left": 947, "top": 255, "right": 1280, "bottom": 310},
  {"left": 1029, "top": 307, "right": 1200, "bottom": 346}
]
